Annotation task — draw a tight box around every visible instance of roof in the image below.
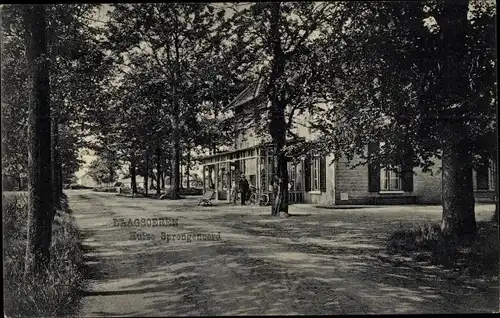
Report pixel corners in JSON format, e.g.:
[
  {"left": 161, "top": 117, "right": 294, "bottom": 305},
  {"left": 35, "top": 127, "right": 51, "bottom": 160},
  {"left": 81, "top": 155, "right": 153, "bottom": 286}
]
[
  {"left": 194, "top": 137, "right": 306, "bottom": 162},
  {"left": 224, "top": 76, "right": 265, "bottom": 112},
  {"left": 195, "top": 143, "right": 268, "bottom": 162}
]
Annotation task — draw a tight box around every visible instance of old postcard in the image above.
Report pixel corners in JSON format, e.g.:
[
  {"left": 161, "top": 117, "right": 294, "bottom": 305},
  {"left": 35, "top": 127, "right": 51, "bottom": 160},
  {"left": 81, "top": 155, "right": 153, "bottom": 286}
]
[{"left": 2, "top": 2, "right": 498, "bottom": 316}]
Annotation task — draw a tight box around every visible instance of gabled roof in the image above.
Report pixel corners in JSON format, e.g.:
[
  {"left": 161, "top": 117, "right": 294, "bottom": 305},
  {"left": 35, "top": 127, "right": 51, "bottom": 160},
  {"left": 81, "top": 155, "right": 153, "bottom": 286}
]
[{"left": 224, "top": 76, "right": 265, "bottom": 112}]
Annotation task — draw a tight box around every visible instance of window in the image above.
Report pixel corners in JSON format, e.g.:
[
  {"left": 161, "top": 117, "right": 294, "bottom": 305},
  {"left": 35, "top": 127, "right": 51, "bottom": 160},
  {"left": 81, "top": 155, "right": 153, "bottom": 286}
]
[
  {"left": 380, "top": 166, "right": 402, "bottom": 191},
  {"left": 489, "top": 159, "right": 496, "bottom": 190},
  {"left": 295, "top": 164, "right": 303, "bottom": 190},
  {"left": 311, "top": 157, "right": 321, "bottom": 191},
  {"left": 305, "top": 155, "right": 326, "bottom": 193},
  {"left": 476, "top": 159, "right": 496, "bottom": 191},
  {"left": 368, "top": 141, "right": 414, "bottom": 192},
  {"left": 288, "top": 162, "right": 297, "bottom": 190},
  {"left": 287, "top": 162, "right": 303, "bottom": 191}
]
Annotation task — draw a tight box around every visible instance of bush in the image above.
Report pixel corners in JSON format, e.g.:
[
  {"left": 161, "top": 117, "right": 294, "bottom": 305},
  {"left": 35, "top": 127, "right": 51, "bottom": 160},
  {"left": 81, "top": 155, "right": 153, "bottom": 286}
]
[
  {"left": 387, "top": 221, "right": 499, "bottom": 278},
  {"left": 3, "top": 194, "right": 86, "bottom": 317}
]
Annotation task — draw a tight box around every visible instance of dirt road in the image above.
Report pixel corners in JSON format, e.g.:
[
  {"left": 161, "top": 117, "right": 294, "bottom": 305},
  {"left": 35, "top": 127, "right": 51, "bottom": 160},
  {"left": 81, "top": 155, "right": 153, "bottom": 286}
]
[{"left": 70, "top": 190, "right": 499, "bottom": 316}]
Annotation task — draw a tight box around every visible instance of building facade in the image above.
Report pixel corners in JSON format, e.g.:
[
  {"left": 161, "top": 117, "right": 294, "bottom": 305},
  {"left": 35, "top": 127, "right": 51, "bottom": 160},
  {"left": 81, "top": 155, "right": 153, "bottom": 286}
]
[{"left": 197, "top": 81, "right": 497, "bottom": 205}]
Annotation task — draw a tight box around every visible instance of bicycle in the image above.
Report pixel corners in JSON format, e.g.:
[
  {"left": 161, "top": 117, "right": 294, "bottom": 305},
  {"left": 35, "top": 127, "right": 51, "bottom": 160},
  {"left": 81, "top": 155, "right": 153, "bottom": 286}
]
[
  {"left": 248, "top": 187, "right": 270, "bottom": 206},
  {"left": 230, "top": 187, "right": 269, "bottom": 206}
]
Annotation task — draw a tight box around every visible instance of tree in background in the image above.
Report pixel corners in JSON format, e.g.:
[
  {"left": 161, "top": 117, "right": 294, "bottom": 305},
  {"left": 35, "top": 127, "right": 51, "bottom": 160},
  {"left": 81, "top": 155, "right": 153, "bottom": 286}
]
[
  {"left": 59, "top": 124, "right": 85, "bottom": 185},
  {"left": 87, "top": 151, "right": 121, "bottom": 187},
  {"left": 220, "top": 2, "right": 345, "bottom": 215},
  {"left": 1, "top": 4, "right": 110, "bottom": 200},
  {"left": 21, "top": 4, "right": 54, "bottom": 276},
  {"left": 46, "top": 4, "right": 110, "bottom": 207},
  {"left": 102, "top": 3, "right": 237, "bottom": 198},
  {"left": 310, "top": 0, "right": 496, "bottom": 238}
]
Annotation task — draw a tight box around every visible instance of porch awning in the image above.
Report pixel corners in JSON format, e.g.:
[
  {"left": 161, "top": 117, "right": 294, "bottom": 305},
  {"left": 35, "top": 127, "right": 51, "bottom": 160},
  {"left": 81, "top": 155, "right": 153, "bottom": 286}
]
[
  {"left": 195, "top": 142, "right": 271, "bottom": 162},
  {"left": 195, "top": 137, "right": 307, "bottom": 163}
]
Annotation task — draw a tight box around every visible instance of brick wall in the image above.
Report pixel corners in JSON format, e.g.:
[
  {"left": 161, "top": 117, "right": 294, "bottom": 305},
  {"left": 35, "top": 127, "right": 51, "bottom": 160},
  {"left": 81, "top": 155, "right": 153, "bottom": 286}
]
[
  {"left": 334, "top": 152, "right": 443, "bottom": 205},
  {"left": 412, "top": 160, "right": 442, "bottom": 204},
  {"left": 334, "top": 153, "right": 375, "bottom": 205}
]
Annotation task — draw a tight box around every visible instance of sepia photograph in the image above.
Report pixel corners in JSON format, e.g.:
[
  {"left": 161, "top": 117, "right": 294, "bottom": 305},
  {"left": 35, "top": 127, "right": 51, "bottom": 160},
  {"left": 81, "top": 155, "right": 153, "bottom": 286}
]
[{"left": 1, "top": 1, "right": 498, "bottom": 316}]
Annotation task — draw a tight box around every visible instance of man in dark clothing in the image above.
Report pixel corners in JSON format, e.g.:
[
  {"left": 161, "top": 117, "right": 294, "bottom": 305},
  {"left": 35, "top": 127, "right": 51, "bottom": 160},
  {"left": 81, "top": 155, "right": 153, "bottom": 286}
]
[{"left": 239, "top": 174, "right": 250, "bottom": 205}]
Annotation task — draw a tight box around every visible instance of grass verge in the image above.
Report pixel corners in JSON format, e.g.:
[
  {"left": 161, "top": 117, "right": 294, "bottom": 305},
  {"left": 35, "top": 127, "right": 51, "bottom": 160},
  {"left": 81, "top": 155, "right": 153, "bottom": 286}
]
[
  {"left": 3, "top": 193, "right": 87, "bottom": 317},
  {"left": 386, "top": 221, "right": 499, "bottom": 278}
]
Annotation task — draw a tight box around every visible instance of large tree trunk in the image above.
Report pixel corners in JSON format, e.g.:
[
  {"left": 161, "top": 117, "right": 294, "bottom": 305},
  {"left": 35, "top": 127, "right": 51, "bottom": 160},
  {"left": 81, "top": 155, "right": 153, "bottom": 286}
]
[
  {"left": 169, "top": 36, "right": 181, "bottom": 200},
  {"left": 493, "top": 129, "right": 499, "bottom": 226},
  {"left": 494, "top": 161, "right": 499, "bottom": 226},
  {"left": 161, "top": 168, "right": 165, "bottom": 189},
  {"left": 180, "top": 164, "right": 183, "bottom": 189},
  {"left": 268, "top": 2, "right": 289, "bottom": 216},
  {"left": 18, "top": 176, "right": 23, "bottom": 190},
  {"left": 186, "top": 148, "right": 191, "bottom": 189},
  {"left": 130, "top": 159, "right": 137, "bottom": 194},
  {"left": 169, "top": 157, "right": 173, "bottom": 187},
  {"left": 492, "top": 152, "right": 498, "bottom": 226},
  {"left": 23, "top": 4, "right": 54, "bottom": 277},
  {"left": 441, "top": 122, "right": 476, "bottom": 237},
  {"left": 438, "top": 0, "right": 476, "bottom": 238},
  {"left": 161, "top": 153, "right": 166, "bottom": 189},
  {"left": 145, "top": 152, "right": 149, "bottom": 197},
  {"left": 163, "top": 155, "right": 169, "bottom": 189},
  {"left": 179, "top": 148, "right": 183, "bottom": 189},
  {"left": 51, "top": 106, "right": 61, "bottom": 213},
  {"left": 58, "top": 158, "right": 63, "bottom": 197},
  {"left": 108, "top": 164, "right": 114, "bottom": 188},
  {"left": 171, "top": 108, "right": 181, "bottom": 198},
  {"left": 272, "top": 144, "right": 289, "bottom": 216},
  {"left": 156, "top": 141, "right": 161, "bottom": 195}
]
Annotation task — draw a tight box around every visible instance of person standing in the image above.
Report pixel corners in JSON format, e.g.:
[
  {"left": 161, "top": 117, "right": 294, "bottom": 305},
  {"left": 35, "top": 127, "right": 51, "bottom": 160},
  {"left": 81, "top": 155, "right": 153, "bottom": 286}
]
[{"left": 239, "top": 174, "right": 250, "bottom": 205}]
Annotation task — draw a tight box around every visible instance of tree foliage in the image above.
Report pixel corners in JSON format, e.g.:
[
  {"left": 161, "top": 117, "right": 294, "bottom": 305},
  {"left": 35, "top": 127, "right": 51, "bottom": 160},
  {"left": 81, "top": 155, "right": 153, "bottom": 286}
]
[
  {"left": 1, "top": 4, "right": 110, "bottom": 190},
  {"left": 310, "top": 1, "right": 496, "bottom": 170},
  {"left": 220, "top": 2, "right": 347, "bottom": 214},
  {"left": 87, "top": 151, "right": 121, "bottom": 186}
]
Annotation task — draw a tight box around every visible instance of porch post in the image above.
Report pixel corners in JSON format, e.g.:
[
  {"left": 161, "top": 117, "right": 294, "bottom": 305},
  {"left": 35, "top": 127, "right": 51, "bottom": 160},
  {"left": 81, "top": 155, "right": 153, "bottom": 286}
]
[
  {"left": 331, "top": 155, "right": 336, "bottom": 206},
  {"left": 265, "top": 151, "right": 269, "bottom": 192},
  {"left": 256, "top": 149, "right": 260, "bottom": 191},
  {"left": 215, "top": 163, "right": 219, "bottom": 200},
  {"left": 202, "top": 164, "right": 206, "bottom": 191}
]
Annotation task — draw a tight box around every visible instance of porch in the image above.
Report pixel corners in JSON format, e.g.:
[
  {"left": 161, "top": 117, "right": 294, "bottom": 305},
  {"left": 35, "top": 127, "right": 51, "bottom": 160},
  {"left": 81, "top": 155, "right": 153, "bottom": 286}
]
[{"left": 198, "top": 144, "right": 305, "bottom": 204}]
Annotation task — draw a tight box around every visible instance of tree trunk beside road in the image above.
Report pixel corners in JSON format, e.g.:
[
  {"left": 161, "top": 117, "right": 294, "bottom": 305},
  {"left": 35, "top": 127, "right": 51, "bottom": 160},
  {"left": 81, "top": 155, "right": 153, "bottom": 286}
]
[{"left": 23, "top": 4, "right": 54, "bottom": 277}]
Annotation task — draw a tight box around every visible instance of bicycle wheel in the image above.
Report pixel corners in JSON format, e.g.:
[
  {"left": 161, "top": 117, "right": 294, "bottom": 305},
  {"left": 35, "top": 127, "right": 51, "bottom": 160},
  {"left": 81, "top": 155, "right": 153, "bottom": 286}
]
[
  {"left": 249, "top": 193, "right": 258, "bottom": 205},
  {"left": 259, "top": 194, "right": 270, "bottom": 206}
]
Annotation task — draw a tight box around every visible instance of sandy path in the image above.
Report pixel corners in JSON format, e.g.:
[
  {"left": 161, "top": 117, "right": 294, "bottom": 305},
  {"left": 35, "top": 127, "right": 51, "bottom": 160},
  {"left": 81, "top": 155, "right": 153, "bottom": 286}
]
[{"left": 70, "top": 190, "right": 499, "bottom": 316}]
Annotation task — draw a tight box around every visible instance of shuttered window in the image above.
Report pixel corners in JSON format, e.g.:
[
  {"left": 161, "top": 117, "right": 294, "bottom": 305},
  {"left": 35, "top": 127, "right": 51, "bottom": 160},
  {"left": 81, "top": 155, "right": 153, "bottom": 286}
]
[
  {"left": 320, "top": 156, "right": 327, "bottom": 192},
  {"left": 476, "top": 159, "right": 497, "bottom": 191},
  {"left": 304, "top": 156, "right": 311, "bottom": 192},
  {"left": 489, "top": 159, "right": 496, "bottom": 190},
  {"left": 311, "top": 157, "right": 320, "bottom": 191},
  {"left": 380, "top": 166, "right": 401, "bottom": 191},
  {"left": 306, "top": 155, "right": 326, "bottom": 192},
  {"left": 369, "top": 141, "right": 414, "bottom": 192},
  {"left": 476, "top": 161, "right": 490, "bottom": 190},
  {"left": 368, "top": 142, "right": 381, "bottom": 192}
]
